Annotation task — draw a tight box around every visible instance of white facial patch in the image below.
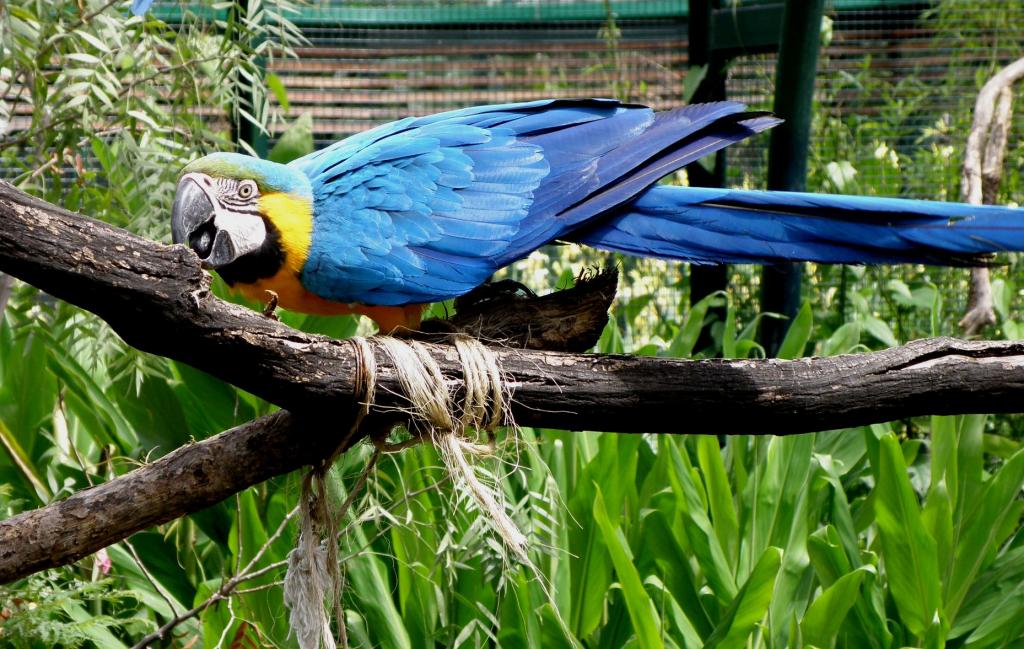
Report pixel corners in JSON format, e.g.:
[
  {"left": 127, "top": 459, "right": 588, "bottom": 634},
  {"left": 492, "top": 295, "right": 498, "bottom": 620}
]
[{"left": 213, "top": 209, "right": 267, "bottom": 257}]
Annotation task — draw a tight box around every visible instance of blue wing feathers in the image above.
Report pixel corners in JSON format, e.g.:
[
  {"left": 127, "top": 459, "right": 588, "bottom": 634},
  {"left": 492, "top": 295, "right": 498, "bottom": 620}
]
[{"left": 292, "top": 98, "right": 1024, "bottom": 307}]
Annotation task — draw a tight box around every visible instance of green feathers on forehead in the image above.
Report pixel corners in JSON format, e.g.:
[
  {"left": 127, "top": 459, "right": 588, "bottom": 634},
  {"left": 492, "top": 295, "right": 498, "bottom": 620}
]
[{"left": 183, "top": 152, "right": 312, "bottom": 198}]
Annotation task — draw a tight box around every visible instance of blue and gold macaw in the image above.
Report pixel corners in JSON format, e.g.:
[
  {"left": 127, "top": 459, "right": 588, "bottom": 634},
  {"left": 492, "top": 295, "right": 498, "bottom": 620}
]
[{"left": 171, "top": 99, "right": 1024, "bottom": 331}]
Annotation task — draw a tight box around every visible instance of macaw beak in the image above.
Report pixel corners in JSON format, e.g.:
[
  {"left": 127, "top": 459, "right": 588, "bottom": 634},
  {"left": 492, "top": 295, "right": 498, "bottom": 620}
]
[{"left": 171, "top": 175, "right": 240, "bottom": 268}]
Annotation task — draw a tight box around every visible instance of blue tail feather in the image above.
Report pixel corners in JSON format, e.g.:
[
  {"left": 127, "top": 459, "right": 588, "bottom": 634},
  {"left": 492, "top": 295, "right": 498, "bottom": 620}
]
[{"left": 573, "top": 186, "right": 1024, "bottom": 266}]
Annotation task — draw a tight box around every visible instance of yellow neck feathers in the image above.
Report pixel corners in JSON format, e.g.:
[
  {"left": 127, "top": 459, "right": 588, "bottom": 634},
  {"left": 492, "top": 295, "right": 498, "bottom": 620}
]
[
  {"left": 233, "top": 191, "right": 329, "bottom": 313},
  {"left": 258, "top": 192, "right": 313, "bottom": 276}
]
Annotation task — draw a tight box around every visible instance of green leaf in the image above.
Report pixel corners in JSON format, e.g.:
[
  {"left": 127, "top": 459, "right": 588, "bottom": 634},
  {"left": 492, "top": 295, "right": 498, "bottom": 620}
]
[
  {"left": 0, "top": 415, "right": 51, "bottom": 501},
  {"left": 337, "top": 479, "right": 412, "bottom": 649},
  {"left": 721, "top": 297, "right": 738, "bottom": 358},
  {"left": 46, "top": 345, "right": 138, "bottom": 451},
  {"left": 822, "top": 322, "right": 861, "bottom": 356},
  {"left": 860, "top": 314, "right": 897, "bottom": 347},
  {"left": 682, "top": 64, "right": 708, "bottom": 103},
  {"left": 265, "top": 71, "right": 290, "bottom": 114},
  {"left": 953, "top": 546, "right": 1024, "bottom": 640},
  {"left": 65, "top": 51, "right": 101, "bottom": 64},
  {"left": 593, "top": 485, "right": 664, "bottom": 649},
  {"left": 808, "top": 526, "right": 853, "bottom": 588},
  {"left": 268, "top": 112, "right": 314, "bottom": 164},
  {"left": 776, "top": 301, "right": 813, "bottom": 359},
  {"left": 570, "top": 435, "right": 641, "bottom": 635},
  {"left": 946, "top": 445, "right": 1024, "bottom": 619},
  {"left": 695, "top": 435, "right": 739, "bottom": 561},
  {"left": 669, "top": 291, "right": 721, "bottom": 358},
  {"left": 744, "top": 435, "right": 814, "bottom": 569},
  {"left": 704, "top": 546, "right": 783, "bottom": 649},
  {"left": 873, "top": 434, "right": 945, "bottom": 640},
  {"left": 642, "top": 510, "right": 713, "bottom": 638},
  {"left": 800, "top": 567, "right": 869, "bottom": 648},
  {"left": 667, "top": 440, "right": 737, "bottom": 602},
  {"left": 922, "top": 478, "right": 953, "bottom": 587},
  {"left": 963, "top": 575, "right": 1024, "bottom": 649},
  {"left": 644, "top": 575, "right": 703, "bottom": 649}
]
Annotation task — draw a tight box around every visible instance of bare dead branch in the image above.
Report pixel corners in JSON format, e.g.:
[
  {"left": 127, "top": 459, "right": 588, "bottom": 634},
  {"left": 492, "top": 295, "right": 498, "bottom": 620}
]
[
  {"left": 4, "top": 182, "right": 1024, "bottom": 583},
  {"left": 960, "top": 57, "right": 1024, "bottom": 335}
]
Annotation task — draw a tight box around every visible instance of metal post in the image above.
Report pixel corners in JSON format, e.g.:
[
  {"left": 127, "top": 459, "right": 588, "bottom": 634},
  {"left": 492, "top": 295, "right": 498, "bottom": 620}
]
[
  {"left": 231, "top": 5, "right": 269, "bottom": 158},
  {"left": 759, "top": 0, "right": 826, "bottom": 356},
  {"left": 687, "top": 0, "right": 729, "bottom": 352}
]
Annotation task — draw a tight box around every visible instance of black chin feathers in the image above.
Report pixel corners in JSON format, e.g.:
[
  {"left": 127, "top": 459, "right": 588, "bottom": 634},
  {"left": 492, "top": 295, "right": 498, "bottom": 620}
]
[{"left": 215, "top": 217, "right": 286, "bottom": 286}]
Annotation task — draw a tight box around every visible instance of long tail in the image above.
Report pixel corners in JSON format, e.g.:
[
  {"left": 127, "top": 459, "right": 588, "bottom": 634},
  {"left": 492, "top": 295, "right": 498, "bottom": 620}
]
[{"left": 572, "top": 185, "right": 1024, "bottom": 266}]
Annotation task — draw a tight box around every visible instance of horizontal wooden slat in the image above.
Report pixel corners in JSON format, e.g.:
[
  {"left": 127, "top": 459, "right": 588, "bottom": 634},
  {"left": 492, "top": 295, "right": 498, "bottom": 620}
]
[
  {"left": 277, "top": 87, "right": 682, "bottom": 106},
  {"left": 271, "top": 72, "right": 684, "bottom": 90},
  {"left": 291, "top": 39, "right": 687, "bottom": 58},
  {"left": 270, "top": 52, "right": 688, "bottom": 74}
]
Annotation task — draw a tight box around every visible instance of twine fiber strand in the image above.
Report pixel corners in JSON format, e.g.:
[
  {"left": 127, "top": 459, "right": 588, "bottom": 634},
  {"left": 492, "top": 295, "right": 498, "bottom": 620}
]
[
  {"left": 285, "top": 474, "right": 337, "bottom": 649},
  {"left": 285, "top": 334, "right": 524, "bottom": 648},
  {"left": 285, "top": 337, "right": 376, "bottom": 649}
]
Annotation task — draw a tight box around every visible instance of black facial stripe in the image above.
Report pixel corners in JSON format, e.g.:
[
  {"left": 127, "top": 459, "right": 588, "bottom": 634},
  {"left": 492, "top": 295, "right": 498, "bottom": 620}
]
[
  {"left": 220, "top": 203, "right": 260, "bottom": 215},
  {"left": 215, "top": 216, "right": 286, "bottom": 286}
]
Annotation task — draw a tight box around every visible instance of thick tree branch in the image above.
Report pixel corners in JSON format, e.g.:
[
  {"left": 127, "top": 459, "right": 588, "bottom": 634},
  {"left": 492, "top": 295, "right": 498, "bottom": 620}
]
[
  {"left": 4, "top": 182, "right": 1024, "bottom": 434},
  {"left": 5, "top": 182, "right": 1024, "bottom": 582},
  {"left": 0, "top": 412, "right": 318, "bottom": 584}
]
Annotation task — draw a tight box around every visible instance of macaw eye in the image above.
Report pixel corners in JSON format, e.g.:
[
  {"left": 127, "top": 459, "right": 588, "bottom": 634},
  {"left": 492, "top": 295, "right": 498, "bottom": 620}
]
[{"left": 238, "top": 181, "right": 256, "bottom": 199}]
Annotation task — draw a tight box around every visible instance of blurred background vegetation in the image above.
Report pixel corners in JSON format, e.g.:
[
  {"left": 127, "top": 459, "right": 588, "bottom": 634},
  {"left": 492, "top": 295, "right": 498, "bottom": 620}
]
[{"left": 2, "top": 0, "right": 1024, "bottom": 647}]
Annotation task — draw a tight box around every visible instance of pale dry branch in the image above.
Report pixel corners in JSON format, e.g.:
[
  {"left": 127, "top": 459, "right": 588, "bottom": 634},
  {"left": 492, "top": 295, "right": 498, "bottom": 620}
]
[{"left": 960, "top": 57, "right": 1024, "bottom": 335}]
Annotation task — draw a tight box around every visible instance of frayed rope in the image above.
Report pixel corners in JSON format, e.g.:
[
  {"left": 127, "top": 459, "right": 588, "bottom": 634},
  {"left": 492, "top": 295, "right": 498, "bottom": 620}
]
[{"left": 284, "top": 334, "right": 522, "bottom": 649}]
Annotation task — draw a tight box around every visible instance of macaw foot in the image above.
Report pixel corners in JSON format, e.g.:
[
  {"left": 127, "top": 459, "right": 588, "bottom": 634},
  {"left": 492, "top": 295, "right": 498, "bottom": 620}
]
[{"left": 262, "top": 290, "right": 279, "bottom": 320}]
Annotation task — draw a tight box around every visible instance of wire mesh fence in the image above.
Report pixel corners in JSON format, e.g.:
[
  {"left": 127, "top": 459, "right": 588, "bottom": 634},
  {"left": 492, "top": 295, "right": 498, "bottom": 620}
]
[
  {"left": 258, "top": 0, "right": 1024, "bottom": 347},
  {"left": 11, "top": 0, "right": 1024, "bottom": 348}
]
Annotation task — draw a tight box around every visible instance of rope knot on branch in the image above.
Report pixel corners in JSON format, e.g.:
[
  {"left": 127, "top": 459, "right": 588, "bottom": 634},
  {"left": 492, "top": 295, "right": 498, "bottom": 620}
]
[
  {"left": 374, "top": 335, "right": 525, "bottom": 559},
  {"left": 285, "top": 334, "right": 523, "bottom": 649}
]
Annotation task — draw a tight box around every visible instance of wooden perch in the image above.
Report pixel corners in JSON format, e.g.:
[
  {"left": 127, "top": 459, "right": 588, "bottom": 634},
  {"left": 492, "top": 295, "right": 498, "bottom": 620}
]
[
  {"left": 4, "top": 181, "right": 1024, "bottom": 582},
  {"left": 0, "top": 412, "right": 308, "bottom": 584},
  {"left": 442, "top": 268, "right": 617, "bottom": 352}
]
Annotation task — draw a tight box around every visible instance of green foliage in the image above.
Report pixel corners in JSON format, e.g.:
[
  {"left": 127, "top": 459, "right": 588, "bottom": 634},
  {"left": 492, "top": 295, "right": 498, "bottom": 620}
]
[
  {"left": 2, "top": 1, "right": 1024, "bottom": 647},
  {"left": 0, "top": 573, "right": 152, "bottom": 648},
  {"left": 268, "top": 113, "right": 314, "bottom": 164}
]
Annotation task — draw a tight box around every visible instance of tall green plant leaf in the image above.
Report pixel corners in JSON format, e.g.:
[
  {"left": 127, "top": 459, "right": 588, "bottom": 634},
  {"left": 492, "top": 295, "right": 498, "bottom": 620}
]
[
  {"left": 874, "top": 434, "right": 945, "bottom": 641},
  {"left": 593, "top": 486, "right": 664, "bottom": 649},
  {"left": 703, "top": 547, "right": 782, "bottom": 649},
  {"left": 776, "top": 300, "right": 813, "bottom": 360},
  {"left": 946, "top": 446, "right": 1024, "bottom": 620},
  {"left": 800, "top": 567, "right": 869, "bottom": 648}
]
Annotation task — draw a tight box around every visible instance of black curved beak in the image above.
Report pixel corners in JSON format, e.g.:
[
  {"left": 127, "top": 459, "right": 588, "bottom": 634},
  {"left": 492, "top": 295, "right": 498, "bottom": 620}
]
[
  {"left": 171, "top": 176, "right": 216, "bottom": 258},
  {"left": 171, "top": 177, "right": 244, "bottom": 268}
]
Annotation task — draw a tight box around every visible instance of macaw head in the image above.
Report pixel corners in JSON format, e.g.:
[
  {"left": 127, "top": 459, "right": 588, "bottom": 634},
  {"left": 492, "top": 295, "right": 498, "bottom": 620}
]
[{"left": 171, "top": 152, "right": 314, "bottom": 285}]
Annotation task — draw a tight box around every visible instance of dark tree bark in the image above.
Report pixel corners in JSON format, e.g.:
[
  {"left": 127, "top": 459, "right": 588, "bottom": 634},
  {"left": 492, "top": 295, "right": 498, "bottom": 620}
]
[
  {"left": 3, "top": 181, "right": 1024, "bottom": 582},
  {"left": 6, "top": 182, "right": 1024, "bottom": 435},
  {"left": 0, "top": 412, "right": 312, "bottom": 584}
]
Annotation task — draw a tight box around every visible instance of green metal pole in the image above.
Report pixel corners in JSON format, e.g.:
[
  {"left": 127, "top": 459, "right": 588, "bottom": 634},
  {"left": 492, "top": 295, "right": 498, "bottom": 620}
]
[
  {"left": 231, "top": 4, "right": 269, "bottom": 158},
  {"left": 759, "top": 0, "right": 826, "bottom": 356},
  {"left": 687, "top": 0, "right": 729, "bottom": 353}
]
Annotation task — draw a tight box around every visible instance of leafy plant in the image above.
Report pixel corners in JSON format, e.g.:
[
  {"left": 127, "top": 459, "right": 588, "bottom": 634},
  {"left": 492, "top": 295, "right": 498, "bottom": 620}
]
[{"left": 2, "top": 1, "right": 1024, "bottom": 648}]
